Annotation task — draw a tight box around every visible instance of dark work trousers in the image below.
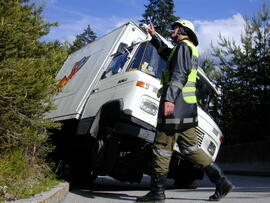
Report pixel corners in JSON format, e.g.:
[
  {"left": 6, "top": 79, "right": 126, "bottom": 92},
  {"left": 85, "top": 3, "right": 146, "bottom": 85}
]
[{"left": 152, "top": 127, "right": 213, "bottom": 174}]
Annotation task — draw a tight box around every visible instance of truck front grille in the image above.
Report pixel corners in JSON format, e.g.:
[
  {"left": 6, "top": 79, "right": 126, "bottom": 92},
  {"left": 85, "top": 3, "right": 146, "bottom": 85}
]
[{"left": 195, "top": 127, "right": 205, "bottom": 147}]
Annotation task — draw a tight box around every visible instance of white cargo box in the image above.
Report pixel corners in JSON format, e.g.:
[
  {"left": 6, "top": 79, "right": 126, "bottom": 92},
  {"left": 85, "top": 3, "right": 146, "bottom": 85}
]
[{"left": 46, "top": 21, "right": 147, "bottom": 121}]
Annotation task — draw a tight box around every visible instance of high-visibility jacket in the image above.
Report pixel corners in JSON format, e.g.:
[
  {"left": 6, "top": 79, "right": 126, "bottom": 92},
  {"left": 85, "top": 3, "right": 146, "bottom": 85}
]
[{"left": 150, "top": 34, "right": 199, "bottom": 132}]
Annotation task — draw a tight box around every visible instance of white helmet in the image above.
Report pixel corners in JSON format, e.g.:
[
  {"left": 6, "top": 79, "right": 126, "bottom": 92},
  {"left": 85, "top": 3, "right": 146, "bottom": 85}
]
[{"left": 172, "top": 19, "right": 198, "bottom": 46}]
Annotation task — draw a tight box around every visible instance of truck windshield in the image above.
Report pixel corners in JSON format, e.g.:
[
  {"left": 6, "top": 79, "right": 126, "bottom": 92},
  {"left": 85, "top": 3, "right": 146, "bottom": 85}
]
[
  {"left": 196, "top": 77, "right": 221, "bottom": 122},
  {"left": 127, "top": 42, "right": 166, "bottom": 79}
]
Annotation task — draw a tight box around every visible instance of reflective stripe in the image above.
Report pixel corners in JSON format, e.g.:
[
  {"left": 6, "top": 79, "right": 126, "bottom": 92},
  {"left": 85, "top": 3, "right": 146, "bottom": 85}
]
[
  {"left": 183, "top": 118, "right": 193, "bottom": 124},
  {"left": 170, "top": 81, "right": 183, "bottom": 89},
  {"left": 153, "top": 148, "right": 172, "bottom": 157},
  {"left": 182, "top": 91, "right": 196, "bottom": 97},
  {"left": 185, "top": 82, "right": 195, "bottom": 87},
  {"left": 183, "top": 117, "right": 198, "bottom": 123},
  {"left": 163, "top": 117, "right": 197, "bottom": 124},
  {"left": 181, "top": 145, "right": 199, "bottom": 155},
  {"left": 165, "top": 118, "right": 180, "bottom": 124}
]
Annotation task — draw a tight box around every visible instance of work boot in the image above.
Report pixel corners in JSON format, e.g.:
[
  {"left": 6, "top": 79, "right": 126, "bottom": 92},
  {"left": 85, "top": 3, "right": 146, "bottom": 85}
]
[
  {"left": 136, "top": 172, "right": 166, "bottom": 202},
  {"left": 204, "top": 163, "right": 234, "bottom": 201}
]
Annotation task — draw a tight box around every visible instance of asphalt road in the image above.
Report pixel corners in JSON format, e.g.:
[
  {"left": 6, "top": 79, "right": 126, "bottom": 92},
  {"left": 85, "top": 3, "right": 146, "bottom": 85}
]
[{"left": 63, "top": 174, "right": 270, "bottom": 203}]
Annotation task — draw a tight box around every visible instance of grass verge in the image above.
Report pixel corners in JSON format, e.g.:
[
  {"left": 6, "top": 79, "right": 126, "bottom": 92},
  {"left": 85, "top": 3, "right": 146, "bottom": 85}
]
[{"left": 0, "top": 148, "right": 62, "bottom": 201}]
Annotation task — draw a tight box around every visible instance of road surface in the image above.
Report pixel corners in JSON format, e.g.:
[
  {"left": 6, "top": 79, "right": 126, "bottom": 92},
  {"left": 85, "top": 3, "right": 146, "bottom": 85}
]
[{"left": 63, "top": 174, "right": 270, "bottom": 202}]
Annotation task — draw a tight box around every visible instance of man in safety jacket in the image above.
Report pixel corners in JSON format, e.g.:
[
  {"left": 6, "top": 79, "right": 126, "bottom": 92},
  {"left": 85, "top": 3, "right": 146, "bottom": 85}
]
[{"left": 136, "top": 19, "right": 233, "bottom": 202}]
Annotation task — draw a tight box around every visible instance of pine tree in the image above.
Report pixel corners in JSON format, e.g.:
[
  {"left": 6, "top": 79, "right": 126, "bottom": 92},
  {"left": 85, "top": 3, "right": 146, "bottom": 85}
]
[
  {"left": 200, "top": 57, "right": 222, "bottom": 81},
  {"left": 212, "top": 3, "right": 270, "bottom": 144},
  {"left": 0, "top": 0, "right": 68, "bottom": 198},
  {"left": 68, "top": 25, "right": 97, "bottom": 53},
  {"left": 140, "top": 0, "right": 179, "bottom": 37},
  {"left": 0, "top": 0, "right": 58, "bottom": 60}
]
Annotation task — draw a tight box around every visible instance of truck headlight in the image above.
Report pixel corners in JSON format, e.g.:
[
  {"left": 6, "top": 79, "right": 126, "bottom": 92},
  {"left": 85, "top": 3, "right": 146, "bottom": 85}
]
[
  {"left": 140, "top": 99, "right": 158, "bottom": 116},
  {"left": 207, "top": 141, "right": 216, "bottom": 156}
]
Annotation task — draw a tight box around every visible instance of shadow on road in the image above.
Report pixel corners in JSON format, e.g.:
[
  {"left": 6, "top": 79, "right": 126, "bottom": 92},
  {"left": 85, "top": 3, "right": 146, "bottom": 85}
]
[
  {"left": 68, "top": 175, "right": 270, "bottom": 202},
  {"left": 70, "top": 189, "right": 209, "bottom": 202}
]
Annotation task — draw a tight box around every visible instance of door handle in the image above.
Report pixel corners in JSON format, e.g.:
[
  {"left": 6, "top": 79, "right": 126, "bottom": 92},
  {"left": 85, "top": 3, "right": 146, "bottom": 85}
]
[{"left": 117, "top": 78, "right": 127, "bottom": 84}]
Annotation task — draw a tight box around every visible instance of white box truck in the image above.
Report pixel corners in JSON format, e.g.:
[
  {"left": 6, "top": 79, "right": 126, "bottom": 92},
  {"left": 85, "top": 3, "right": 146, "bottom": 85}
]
[{"left": 47, "top": 21, "right": 223, "bottom": 188}]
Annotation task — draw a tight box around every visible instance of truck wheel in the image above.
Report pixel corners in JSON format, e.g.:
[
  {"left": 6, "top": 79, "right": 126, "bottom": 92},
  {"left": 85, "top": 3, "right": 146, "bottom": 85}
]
[
  {"left": 90, "top": 134, "right": 120, "bottom": 176},
  {"left": 91, "top": 139, "right": 105, "bottom": 169}
]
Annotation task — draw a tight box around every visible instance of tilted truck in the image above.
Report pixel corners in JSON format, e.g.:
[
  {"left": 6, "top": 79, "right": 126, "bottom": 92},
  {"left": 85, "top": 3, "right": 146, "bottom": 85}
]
[{"left": 47, "top": 21, "right": 223, "bottom": 188}]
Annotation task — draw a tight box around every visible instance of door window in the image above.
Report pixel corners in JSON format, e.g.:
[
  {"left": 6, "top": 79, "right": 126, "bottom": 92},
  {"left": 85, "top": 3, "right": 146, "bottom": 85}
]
[{"left": 102, "top": 52, "right": 129, "bottom": 79}]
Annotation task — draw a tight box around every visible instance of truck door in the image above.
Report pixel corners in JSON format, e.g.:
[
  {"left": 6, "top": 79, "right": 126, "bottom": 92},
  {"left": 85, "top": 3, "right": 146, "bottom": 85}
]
[{"left": 81, "top": 51, "right": 130, "bottom": 118}]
